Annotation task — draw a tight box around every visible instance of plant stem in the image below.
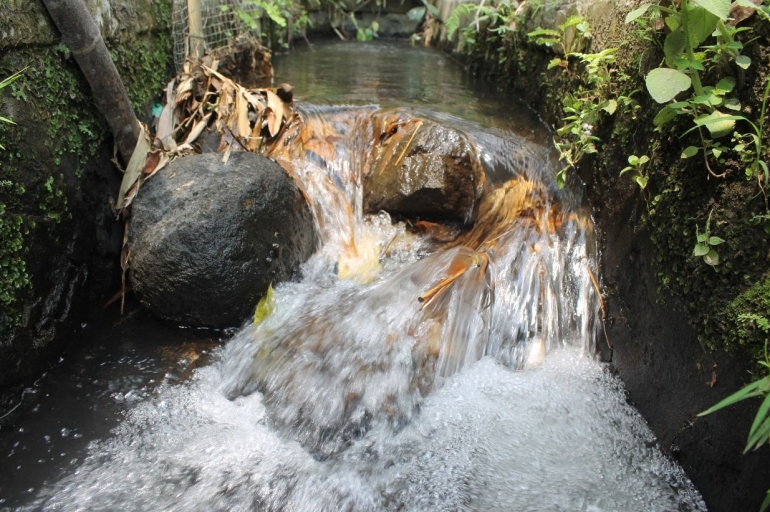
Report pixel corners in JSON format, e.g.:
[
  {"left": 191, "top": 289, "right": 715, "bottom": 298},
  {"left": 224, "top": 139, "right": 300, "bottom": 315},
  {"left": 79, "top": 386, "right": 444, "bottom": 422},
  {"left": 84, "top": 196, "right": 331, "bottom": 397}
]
[{"left": 681, "top": 0, "right": 705, "bottom": 97}]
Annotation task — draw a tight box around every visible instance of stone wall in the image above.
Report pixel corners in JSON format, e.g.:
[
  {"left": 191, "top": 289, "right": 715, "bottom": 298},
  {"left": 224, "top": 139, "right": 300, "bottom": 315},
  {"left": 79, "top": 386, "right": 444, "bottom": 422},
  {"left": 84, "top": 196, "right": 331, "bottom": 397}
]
[{"left": 0, "top": 0, "right": 173, "bottom": 399}]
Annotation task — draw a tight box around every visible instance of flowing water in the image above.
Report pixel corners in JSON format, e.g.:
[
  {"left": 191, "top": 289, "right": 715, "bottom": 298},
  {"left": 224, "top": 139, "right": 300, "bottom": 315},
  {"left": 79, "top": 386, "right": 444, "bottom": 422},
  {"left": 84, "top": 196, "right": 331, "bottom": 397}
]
[{"left": 0, "top": 41, "right": 706, "bottom": 511}]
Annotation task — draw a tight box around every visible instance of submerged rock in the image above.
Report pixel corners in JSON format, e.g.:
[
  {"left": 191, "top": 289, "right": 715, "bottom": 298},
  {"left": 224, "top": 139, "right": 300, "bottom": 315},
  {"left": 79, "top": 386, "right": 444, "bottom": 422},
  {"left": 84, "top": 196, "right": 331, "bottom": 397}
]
[
  {"left": 129, "top": 152, "right": 316, "bottom": 328},
  {"left": 364, "top": 116, "right": 485, "bottom": 223}
]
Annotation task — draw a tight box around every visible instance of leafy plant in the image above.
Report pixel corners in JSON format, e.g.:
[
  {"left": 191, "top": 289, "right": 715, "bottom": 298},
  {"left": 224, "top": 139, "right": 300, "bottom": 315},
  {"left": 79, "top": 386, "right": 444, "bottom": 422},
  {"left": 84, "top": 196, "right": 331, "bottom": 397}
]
[
  {"left": 693, "top": 209, "right": 724, "bottom": 266},
  {"left": 221, "top": 0, "right": 312, "bottom": 48},
  {"left": 445, "top": 0, "right": 521, "bottom": 51},
  {"left": 699, "top": 342, "right": 770, "bottom": 511},
  {"left": 350, "top": 14, "right": 379, "bottom": 41},
  {"left": 527, "top": 15, "right": 591, "bottom": 69},
  {"left": 620, "top": 154, "right": 650, "bottom": 190},
  {"left": 527, "top": 17, "right": 632, "bottom": 187},
  {"left": 628, "top": 0, "right": 768, "bottom": 182}
]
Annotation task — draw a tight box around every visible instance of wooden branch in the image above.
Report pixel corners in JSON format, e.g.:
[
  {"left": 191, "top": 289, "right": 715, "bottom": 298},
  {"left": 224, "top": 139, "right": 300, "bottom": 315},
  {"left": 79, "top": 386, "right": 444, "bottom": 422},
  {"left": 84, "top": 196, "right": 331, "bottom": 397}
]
[{"left": 40, "top": 0, "right": 141, "bottom": 163}]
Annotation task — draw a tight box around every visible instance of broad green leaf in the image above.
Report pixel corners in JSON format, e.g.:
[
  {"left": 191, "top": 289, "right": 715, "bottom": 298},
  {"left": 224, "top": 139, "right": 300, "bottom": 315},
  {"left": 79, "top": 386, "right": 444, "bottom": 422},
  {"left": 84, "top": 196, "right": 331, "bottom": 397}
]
[
  {"left": 654, "top": 105, "right": 680, "bottom": 126},
  {"left": 646, "top": 68, "right": 692, "bottom": 103},
  {"left": 601, "top": 99, "right": 618, "bottom": 115},
  {"left": 625, "top": 3, "right": 651, "bottom": 23},
  {"left": 634, "top": 175, "right": 649, "bottom": 189},
  {"left": 694, "top": 110, "right": 736, "bottom": 138},
  {"left": 716, "top": 77, "right": 736, "bottom": 93},
  {"left": 709, "top": 236, "right": 725, "bottom": 245},
  {"left": 688, "top": 7, "right": 719, "bottom": 44},
  {"left": 254, "top": 283, "right": 276, "bottom": 326},
  {"left": 682, "top": 145, "right": 699, "bottom": 158},
  {"left": 691, "top": 94, "right": 713, "bottom": 105},
  {"left": 712, "top": 147, "right": 723, "bottom": 158},
  {"left": 619, "top": 166, "right": 633, "bottom": 176},
  {"left": 674, "top": 57, "right": 705, "bottom": 71},
  {"left": 693, "top": 243, "right": 710, "bottom": 257},
  {"left": 692, "top": 0, "right": 731, "bottom": 20},
  {"left": 664, "top": 30, "right": 686, "bottom": 67},
  {"left": 628, "top": 155, "right": 639, "bottom": 165},
  {"left": 724, "top": 97, "right": 741, "bottom": 111},
  {"left": 735, "top": 55, "right": 752, "bottom": 69},
  {"left": 704, "top": 249, "right": 720, "bottom": 265},
  {"left": 665, "top": 15, "right": 680, "bottom": 32},
  {"left": 638, "top": 155, "right": 650, "bottom": 165},
  {"left": 697, "top": 233, "right": 709, "bottom": 243}
]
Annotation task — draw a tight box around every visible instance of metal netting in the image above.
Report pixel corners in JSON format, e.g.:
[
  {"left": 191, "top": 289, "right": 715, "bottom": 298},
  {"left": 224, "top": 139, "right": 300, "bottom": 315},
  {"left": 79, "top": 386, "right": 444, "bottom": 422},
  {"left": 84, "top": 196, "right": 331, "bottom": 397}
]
[{"left": 172, "top": 0, "right": 263, "bottom": 72}]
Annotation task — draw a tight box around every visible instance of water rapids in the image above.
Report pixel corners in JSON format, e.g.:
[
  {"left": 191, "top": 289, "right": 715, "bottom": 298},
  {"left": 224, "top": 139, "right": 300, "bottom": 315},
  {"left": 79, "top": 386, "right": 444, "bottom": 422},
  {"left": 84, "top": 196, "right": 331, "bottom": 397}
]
[{"left": 14, "top": 42, "right": 706, "bottom": 512}]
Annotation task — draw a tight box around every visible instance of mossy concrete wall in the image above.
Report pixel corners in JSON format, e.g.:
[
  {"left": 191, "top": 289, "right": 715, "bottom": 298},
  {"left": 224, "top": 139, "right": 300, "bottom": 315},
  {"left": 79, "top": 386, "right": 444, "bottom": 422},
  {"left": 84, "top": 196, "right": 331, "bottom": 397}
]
[
  {"left": 0, "top": 0, "right": 173, "bottom": 400},
  {"left": 437, "top": 0, "right": 770, "bottom": 510}
]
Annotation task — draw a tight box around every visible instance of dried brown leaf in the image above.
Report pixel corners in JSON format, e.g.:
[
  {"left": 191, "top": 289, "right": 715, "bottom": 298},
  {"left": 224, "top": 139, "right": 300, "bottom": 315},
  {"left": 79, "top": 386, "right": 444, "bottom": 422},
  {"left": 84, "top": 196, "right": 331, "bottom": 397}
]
[{"left": 265, "top": 89, "right": 284, "bottom": 137}]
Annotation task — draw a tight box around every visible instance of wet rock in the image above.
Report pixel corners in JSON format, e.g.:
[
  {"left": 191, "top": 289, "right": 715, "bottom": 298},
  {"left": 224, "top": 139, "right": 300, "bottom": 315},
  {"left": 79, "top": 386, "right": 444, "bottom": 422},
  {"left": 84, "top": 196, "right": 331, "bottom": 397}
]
[
  {"left": 364, "top": 116, "right": 484, "bottom": 223},
  {"left": 129, "top": 152, "right": 317, "bottom": 328}
]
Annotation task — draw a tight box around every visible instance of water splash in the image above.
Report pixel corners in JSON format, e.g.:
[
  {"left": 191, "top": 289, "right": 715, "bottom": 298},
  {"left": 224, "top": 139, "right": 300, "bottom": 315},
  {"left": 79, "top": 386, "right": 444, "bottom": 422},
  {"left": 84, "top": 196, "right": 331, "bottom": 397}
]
[{"left": 18, "top": 42, "right": 705, "bottom": 509}]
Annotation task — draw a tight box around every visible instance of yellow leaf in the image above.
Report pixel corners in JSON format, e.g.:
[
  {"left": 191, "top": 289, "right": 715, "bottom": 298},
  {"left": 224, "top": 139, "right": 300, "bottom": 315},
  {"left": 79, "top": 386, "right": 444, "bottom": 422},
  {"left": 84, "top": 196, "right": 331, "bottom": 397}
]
[{"left": 254, "top": 284, "right": 276, "bottom": 326}]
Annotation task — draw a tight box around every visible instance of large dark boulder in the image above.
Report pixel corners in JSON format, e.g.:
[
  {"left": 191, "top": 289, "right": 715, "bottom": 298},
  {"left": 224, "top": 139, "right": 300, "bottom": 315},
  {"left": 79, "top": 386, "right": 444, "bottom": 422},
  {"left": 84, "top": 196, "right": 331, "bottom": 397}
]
[
  {"left": 129, "top": 152, "right": 316, "bottom": 328},
  {"left": 364, "top": 117, "right": 484, "bottom": 223}
]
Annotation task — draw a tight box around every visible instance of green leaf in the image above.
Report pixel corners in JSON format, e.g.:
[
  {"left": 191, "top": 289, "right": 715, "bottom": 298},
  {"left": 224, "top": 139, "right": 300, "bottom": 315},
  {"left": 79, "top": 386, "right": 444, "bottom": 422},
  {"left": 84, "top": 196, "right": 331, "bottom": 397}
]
[
  {"left": 254, "top": 283, "right": 276, "bottom": 326},
  {"left": 709, "top": 236, "right": 725, "bottom": 245},
  {"left": 746, "top": 415, "right": 770, "bottom": 452},
  {"left": 724, "top": 97, "right": 741, "bottom": 111},
  {"left": 638, "top": 155, "right": 650, "bottom": 165},
  {"left": 749, "top": 393, "right": 770, "bottom": 439},
  {"left": 692, "top": 0, "right": 731, "bottom": 20},
  {"left": 694, "top": 110, "right": 737, "bottom": 138},
  {"left": 625, "top": 3, "right": 651, "bottom": 23},
  {"left": 654, "top": 105, "right": 680, "bottom": 126},
  {"left": 634, "top": 175, "right": 649, "bottom": 189},
  {"left": 704, "top": 249, "right": 720, "bottom": 265},
  {"left": 716, "top": 77, "right": 736, "bottom": 93},
  {"left": 735, "top": 55, "right": 752, "bottom": 70},
  {"left": 619, "top": 166, "right": 633, "bottom": 176},
  {"left": 712, "top": 147, "right": 723, "bottom": 158},
  {"left": 697, "top": 233, "right": 708, "bottom": 243},
  {"left": 693, "top": 243, "right": 710, "bottom": 257},
  {"left": 601, "top": 99, "right": 618, "bottom": 115},
  {"left": 646, "top": 68, "right": 692, "bottom": 103},
  {"left": 407, "top": 6, "right": 426, "bottom": 21},
  {"left": 628, "top": 155, "right": 640, "bottom": 165},
  {"left": 422, "top": 0, "right": 441, "bottom": 19},
  {"left": 665, "top": 15, "right": 680, "bottom": 32},
  {"left": 664, "top": 30, "right": 686, "bottom": 68},
  {"left": 682, "top": 146, "right": 699, "bottom": 158},
  {"left": 688, "top": 7, "right": 719, "bottom": 44}
]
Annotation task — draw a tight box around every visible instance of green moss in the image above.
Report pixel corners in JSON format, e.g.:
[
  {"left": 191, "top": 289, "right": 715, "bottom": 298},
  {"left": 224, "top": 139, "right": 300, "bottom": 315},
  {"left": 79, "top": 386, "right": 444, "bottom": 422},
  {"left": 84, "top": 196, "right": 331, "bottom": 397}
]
[
  {"left": 107, "top": 0, "right": 173, "bottom": 114},
  {"left": 724, "top": 274, "right": 770, "bottom": 358},
  {"left": 0, "top": 180, "right": 33, "bottom": 335},
  {"left": 0, "top": 46, "right": 105, "bottom": 334}
]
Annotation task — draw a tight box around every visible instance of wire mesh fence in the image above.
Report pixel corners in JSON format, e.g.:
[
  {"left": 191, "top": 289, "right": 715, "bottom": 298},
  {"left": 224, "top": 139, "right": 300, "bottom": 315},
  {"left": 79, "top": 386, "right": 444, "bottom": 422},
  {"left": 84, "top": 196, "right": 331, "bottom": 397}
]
[{"left": 172, "top": 0, "right": 263, "bottom": 72}]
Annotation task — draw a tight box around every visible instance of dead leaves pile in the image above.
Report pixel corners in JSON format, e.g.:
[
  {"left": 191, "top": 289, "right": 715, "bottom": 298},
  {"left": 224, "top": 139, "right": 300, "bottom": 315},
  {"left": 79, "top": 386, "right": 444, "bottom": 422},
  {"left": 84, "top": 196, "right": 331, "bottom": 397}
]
[{"left": 115, "top": 61, "right": 295, "bottom": 217}]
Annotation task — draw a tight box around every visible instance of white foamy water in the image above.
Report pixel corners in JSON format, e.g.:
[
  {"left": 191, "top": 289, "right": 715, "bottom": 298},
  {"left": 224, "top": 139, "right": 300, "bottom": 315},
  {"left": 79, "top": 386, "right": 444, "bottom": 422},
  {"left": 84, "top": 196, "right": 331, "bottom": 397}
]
[{"left": 25, "top": 346, "right": 704, "bottom": 511}]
